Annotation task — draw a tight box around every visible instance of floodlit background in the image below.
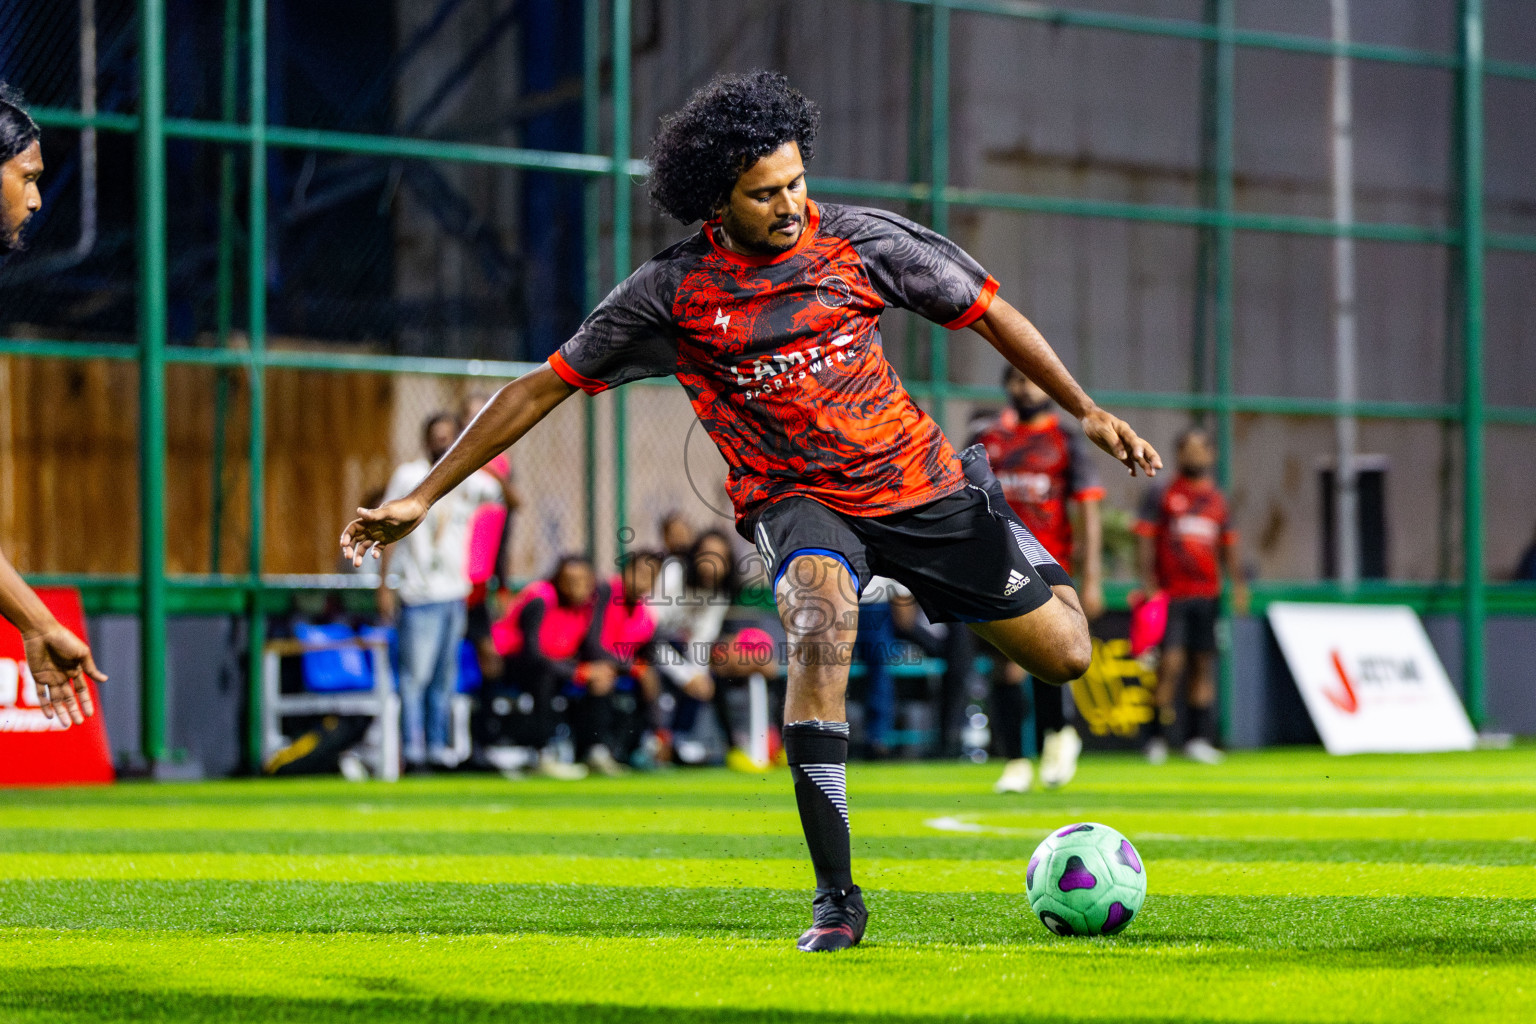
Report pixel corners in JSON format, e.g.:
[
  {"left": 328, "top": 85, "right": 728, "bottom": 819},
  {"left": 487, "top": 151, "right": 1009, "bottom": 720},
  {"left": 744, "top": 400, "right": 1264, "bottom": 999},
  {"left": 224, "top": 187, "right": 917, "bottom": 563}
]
[{"left": 1, "top": 0, "right": 1534, "bottom": 772}]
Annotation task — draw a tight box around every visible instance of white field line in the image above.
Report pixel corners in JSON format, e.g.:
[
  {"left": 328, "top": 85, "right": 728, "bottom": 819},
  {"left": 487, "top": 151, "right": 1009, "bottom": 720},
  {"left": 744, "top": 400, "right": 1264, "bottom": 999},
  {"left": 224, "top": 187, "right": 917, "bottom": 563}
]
[{"left": 922, "top": 814, "right": 1536, "bottom": 842}]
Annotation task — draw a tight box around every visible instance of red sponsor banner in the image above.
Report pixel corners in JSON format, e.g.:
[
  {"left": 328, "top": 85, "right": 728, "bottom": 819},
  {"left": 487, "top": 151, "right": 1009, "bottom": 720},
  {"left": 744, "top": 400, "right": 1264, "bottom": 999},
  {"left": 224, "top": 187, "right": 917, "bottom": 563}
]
[{"left": 0, "top": 588, "right": 115, "bottom": 786}]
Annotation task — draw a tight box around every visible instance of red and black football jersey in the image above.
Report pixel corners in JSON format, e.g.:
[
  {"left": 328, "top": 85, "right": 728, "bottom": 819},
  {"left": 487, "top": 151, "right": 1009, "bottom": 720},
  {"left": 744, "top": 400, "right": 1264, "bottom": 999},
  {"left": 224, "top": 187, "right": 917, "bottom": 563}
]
[
  {"left": 1134, "top": 477, "right": 1236, "bottom": 600},
  {"left": 969, "top": 410, "right": 1105, "bottom": 568},
  {"left": 548, "top": 200, "right": 999, "bottom": 532}
]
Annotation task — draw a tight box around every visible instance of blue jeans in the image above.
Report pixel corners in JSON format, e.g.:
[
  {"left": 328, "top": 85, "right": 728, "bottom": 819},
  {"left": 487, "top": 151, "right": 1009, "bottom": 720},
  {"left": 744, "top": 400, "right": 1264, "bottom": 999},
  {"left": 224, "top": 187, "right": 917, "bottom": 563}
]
[
  {"left": 856, "top": 602, "right": 896, "bottom": 749},
  {"left": 398, "top": 600, "right": 466, "bottom": 763}
]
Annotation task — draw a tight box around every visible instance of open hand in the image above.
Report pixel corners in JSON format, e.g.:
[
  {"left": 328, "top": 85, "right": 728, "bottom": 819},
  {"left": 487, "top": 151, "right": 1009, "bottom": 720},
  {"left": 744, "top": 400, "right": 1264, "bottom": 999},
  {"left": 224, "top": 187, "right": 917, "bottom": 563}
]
[
  {"left": 1082, "top": 407, "right": 1162, "bottom": 477},
  {"left": 341, "top": 495, "right": 429, "bottom": 567},
  {"left": 26, "top": 625, "right": 105, "bottom": 727}
]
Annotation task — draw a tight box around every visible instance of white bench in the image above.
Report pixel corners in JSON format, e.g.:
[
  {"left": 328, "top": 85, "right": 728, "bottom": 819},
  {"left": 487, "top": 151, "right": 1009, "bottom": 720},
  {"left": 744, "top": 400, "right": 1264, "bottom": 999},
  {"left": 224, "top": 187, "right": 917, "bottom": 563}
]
[{"left": 261, "top": 635, "right": 401, "bottom": 782}]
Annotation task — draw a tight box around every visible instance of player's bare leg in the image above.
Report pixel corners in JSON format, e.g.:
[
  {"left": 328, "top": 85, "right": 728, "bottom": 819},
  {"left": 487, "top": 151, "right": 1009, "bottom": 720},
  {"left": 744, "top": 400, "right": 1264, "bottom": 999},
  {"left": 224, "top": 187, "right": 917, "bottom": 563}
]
[
  {"left": 1154, "top": 645, "right": 1187, "bottom": 715},
  {"left": 1183, "top": 651, "right": 1224, "bottom": 763},
  {"left": 974, "top": 587, "right": 1090, "bottom": 793},
  {"left": 1147, "top": 644, "right": 1186, "bottom": 764},
  {"left": 969, "top": 585, "right": 1092, "bottom": 686},
  {"left": 991, "top": 659, "right": 1033, "bottom": 793},
  {"left": 778, "top": 554, "right": 858, "bottom": 722},
  {"left": 1186, "top": 650, "right": 1218, "bottom": 710},
  {"left": 775, "top": 553, "right": 867, "bottom": 952}
]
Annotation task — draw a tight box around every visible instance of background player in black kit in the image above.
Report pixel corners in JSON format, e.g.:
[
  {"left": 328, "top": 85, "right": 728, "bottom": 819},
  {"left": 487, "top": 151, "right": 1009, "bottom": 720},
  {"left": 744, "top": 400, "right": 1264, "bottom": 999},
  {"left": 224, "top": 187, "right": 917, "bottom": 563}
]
[{"left": 341, "top": 72, "right": 1162, "bottom": 952}]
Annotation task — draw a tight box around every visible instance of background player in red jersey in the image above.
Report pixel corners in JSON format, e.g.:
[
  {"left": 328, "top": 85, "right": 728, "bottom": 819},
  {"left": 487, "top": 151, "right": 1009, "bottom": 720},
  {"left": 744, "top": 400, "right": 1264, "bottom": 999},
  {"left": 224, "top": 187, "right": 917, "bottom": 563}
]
[
  {"left": 972, "top": 367, "right": 1105, "bottom": 794},
  {"left": 1135, "top": 428, "right": 1248, "bottom": 765},
  {"left": 341, "top": 72, "right": 1161, "bottom": 953}
]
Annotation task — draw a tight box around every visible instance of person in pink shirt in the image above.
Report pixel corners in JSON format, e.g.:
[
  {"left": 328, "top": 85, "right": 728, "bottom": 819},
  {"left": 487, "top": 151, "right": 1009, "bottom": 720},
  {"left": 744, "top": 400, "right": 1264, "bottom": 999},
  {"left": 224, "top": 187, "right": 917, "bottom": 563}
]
[
  {"left": 598, "top": 551, "right": 672, "bottom": 770},
  {"left": 492, "top": 555, "right": 615, "bottom": 779},
  {"left": 461, "top": 392, "right": 523, "bottom": 686}
]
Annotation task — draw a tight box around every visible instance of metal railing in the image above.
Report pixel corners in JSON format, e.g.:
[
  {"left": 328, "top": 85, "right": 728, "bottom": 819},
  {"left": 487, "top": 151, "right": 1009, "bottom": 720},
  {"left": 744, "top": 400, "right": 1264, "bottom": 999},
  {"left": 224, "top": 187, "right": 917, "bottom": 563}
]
[{"left": 6, "top": 0, "right": 1532, "bottom": 765}]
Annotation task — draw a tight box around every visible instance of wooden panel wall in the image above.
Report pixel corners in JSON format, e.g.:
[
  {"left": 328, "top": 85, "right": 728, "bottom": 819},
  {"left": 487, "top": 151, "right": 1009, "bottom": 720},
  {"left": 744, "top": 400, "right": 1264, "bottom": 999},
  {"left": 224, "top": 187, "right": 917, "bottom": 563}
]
[
  {"left": 0, "top": 356, "right": 140, "bottom": 574},
  {"left": 0, "top": 355, "right": 395, "bottom": 576}
]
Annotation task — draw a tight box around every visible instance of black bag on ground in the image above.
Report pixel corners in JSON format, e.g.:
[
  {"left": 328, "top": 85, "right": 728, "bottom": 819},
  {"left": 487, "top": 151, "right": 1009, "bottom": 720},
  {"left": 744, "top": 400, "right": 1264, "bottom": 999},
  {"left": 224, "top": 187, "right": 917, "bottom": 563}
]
[{"left": 263, "top": 715, "right": 371, "bottom": 775}]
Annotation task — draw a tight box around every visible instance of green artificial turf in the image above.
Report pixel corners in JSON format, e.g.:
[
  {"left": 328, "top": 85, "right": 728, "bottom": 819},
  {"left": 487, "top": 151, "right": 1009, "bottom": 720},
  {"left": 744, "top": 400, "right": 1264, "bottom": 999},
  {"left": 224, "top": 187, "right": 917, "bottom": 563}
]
[{"left": 1, "top": 747, "right": 1534, "bottom": 1022}]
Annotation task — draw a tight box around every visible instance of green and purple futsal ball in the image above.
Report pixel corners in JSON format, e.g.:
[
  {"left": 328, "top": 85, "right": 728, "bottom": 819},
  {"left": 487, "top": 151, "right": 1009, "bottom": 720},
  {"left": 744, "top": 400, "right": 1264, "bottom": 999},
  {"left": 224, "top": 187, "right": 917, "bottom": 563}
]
[{"left": 1027, "top": 822, "right": 1147, "bottom": 936}]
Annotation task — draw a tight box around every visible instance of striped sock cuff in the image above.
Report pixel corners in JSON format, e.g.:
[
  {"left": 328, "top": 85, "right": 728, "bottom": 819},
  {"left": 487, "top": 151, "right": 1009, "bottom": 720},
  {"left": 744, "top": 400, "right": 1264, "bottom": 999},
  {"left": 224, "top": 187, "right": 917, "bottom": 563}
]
[{"left": 798, "top": 762, "right": 849, "bottom": 829}]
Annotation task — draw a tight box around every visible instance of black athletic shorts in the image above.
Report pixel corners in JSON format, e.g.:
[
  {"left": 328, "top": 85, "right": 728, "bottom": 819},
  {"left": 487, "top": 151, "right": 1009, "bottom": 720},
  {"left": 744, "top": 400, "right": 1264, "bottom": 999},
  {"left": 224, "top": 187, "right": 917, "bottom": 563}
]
[
  {"left": 1163, "top": 597, "right": 1219, "bottom": 654},
  {"left": 746, "top": 445, "right": 1074, "bottom": 624}
]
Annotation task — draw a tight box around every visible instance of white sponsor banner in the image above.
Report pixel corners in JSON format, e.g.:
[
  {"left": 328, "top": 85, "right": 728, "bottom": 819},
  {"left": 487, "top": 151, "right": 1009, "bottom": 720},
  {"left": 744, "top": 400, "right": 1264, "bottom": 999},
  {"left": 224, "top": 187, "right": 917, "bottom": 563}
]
[{"left": 1266, "top": 602, "right": 1476, "bottom": 755}]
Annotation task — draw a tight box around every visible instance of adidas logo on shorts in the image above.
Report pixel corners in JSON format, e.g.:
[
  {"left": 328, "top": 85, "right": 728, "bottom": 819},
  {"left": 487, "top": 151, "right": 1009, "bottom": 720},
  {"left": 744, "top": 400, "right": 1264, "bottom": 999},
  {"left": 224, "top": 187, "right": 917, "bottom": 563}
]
[{"left": 1004, "top": 570, "right": 1030, "bottom": 596}]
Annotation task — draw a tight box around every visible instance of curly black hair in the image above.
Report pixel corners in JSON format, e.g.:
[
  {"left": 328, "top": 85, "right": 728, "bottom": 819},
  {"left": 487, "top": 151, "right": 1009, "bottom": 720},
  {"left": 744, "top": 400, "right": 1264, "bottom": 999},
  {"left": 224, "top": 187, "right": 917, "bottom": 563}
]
[{"left": 648, "top": 71, "right": 820, "bottom": 224}]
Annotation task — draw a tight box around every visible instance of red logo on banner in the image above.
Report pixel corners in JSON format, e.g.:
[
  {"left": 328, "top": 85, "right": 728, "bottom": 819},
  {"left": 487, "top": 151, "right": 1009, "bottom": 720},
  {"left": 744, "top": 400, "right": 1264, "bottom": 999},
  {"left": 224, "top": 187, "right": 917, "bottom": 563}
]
[
  {"left": 1325, "top": 650, "right": 1361, "bottom": 715},
  {"left": 0, "top": 588, "right": 115, "bottom": 786}
]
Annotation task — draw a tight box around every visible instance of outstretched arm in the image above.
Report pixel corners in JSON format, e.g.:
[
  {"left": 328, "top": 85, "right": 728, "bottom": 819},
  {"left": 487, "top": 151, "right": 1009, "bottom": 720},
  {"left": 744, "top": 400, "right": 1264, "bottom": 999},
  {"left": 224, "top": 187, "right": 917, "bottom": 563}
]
[
  {"left": 342, "top": 364, "right": 576, "bottom": 566},
  {"left": 0, "top": 546, "right": 105, "bottom": 726},
  {"left": 969, "top": 296, "right": 1162, "bottom": 477}
]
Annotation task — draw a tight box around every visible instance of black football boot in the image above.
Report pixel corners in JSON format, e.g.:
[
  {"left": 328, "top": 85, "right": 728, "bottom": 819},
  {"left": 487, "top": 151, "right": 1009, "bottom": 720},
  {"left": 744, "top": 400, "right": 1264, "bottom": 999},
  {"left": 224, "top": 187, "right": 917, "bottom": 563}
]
[{"left": 796, "top": 885, "right": 869, "bottom": 952}]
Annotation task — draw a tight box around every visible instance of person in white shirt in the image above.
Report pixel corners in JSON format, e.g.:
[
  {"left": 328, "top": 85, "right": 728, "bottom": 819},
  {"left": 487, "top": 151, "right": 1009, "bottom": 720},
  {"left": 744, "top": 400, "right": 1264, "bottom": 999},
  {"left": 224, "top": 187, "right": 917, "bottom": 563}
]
[{"left": 378, "top": 412, "right": 503, "bottom": 768}]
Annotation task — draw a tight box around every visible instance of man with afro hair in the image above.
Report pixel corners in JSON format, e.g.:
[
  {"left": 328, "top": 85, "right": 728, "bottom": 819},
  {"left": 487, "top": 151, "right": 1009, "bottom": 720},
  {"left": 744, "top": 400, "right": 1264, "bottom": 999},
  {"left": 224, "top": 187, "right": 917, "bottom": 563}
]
[{"left": 344, "top": 70, "right": 1162, "bottom": 952}]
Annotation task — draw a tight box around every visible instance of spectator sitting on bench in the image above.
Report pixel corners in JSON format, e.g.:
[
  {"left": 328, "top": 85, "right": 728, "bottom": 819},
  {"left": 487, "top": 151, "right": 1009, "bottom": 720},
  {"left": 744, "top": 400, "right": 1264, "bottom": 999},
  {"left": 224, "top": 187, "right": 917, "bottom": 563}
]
[
  {"left": 492, "top": 554, "right": 616, "bottom": 780},
  {"left": 598, "top": 550, "right": 683, "bottom": 769},
  {"left": 651, "top": 530, "right": 736, "bottom": 762},
  {"left": 670, "top": 530, "right": 784, "bottom": 770}
]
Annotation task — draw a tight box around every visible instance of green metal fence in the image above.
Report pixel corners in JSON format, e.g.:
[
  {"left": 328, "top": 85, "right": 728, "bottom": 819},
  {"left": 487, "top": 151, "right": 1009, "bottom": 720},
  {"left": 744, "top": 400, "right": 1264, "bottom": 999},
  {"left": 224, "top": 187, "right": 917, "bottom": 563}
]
[{"left": 6, "top": 0, "right": 1536, "bottom": 768}]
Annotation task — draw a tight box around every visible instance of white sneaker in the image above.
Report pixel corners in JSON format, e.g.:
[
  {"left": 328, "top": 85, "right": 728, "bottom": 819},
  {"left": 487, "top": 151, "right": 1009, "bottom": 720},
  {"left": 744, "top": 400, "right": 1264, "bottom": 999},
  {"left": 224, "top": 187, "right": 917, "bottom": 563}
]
[
  {"left": 338, "top": 751, "right": 370, "bottom": 783},
  {"left": 1144, "top": 737, "right": 1169, "bottom": 766},
  {"left": 1038, "top": 726, "right": 1082, "bottom": 789},
  {"left": 586, "top": 744, "right": 628, "bottom": 777},
  {"left": 1183, "top": 738, "right": 1226, "bottom": 765},
  {"left": 674, "top": 738, "right": 709, "bottom": 765},
  {"left": 534, "top": 756, "right": 589, "bottom": 781},
  {"left": 483, "top": 745, "right": 534, "bottom": 773},
  {"left": 993, "top": 758, "right": 1034, "bottom": 794}
]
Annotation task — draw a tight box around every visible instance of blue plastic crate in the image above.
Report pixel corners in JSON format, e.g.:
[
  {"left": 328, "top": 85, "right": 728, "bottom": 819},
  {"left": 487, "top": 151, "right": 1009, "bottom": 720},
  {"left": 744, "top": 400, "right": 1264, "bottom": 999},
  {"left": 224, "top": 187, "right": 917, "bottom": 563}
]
[{"left": 292, "top": 622, "right": 374, "bottom": 693}]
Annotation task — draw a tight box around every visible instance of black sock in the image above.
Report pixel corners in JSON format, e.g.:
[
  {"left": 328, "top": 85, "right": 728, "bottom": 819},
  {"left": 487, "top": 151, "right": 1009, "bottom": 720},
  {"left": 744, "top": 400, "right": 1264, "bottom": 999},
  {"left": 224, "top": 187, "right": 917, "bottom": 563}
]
[
  {"left": 672, "top": 694, "right": 702, "bottom": 735},
  {"left": 1033, "top": 678, "right": 1066, "bottom": 750},
  {"left": 1148, "top": 704, "right": 1175, "bottom": 740},
  {"left": 993, "top": 682, "right": 1026, "bottom": 760},
  {"left": 577, "top": 692, "right": 614, "bottom": 758},
  {"left": 784, "top": 720, "right": 853, "bottom": 893},
  {"left": 1189, "top": 704, "right": 1215, "bottom": 744},
  {"left": 712, "top": 684, "right": 739, "bottom": 748}
]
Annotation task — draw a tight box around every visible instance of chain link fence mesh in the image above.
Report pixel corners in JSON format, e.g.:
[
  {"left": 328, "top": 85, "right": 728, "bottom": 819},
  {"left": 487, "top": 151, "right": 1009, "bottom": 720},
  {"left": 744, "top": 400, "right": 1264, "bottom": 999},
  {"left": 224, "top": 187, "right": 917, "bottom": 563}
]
[{"left": 3, "top": 0, "right": 1536, "bottom": 586}]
